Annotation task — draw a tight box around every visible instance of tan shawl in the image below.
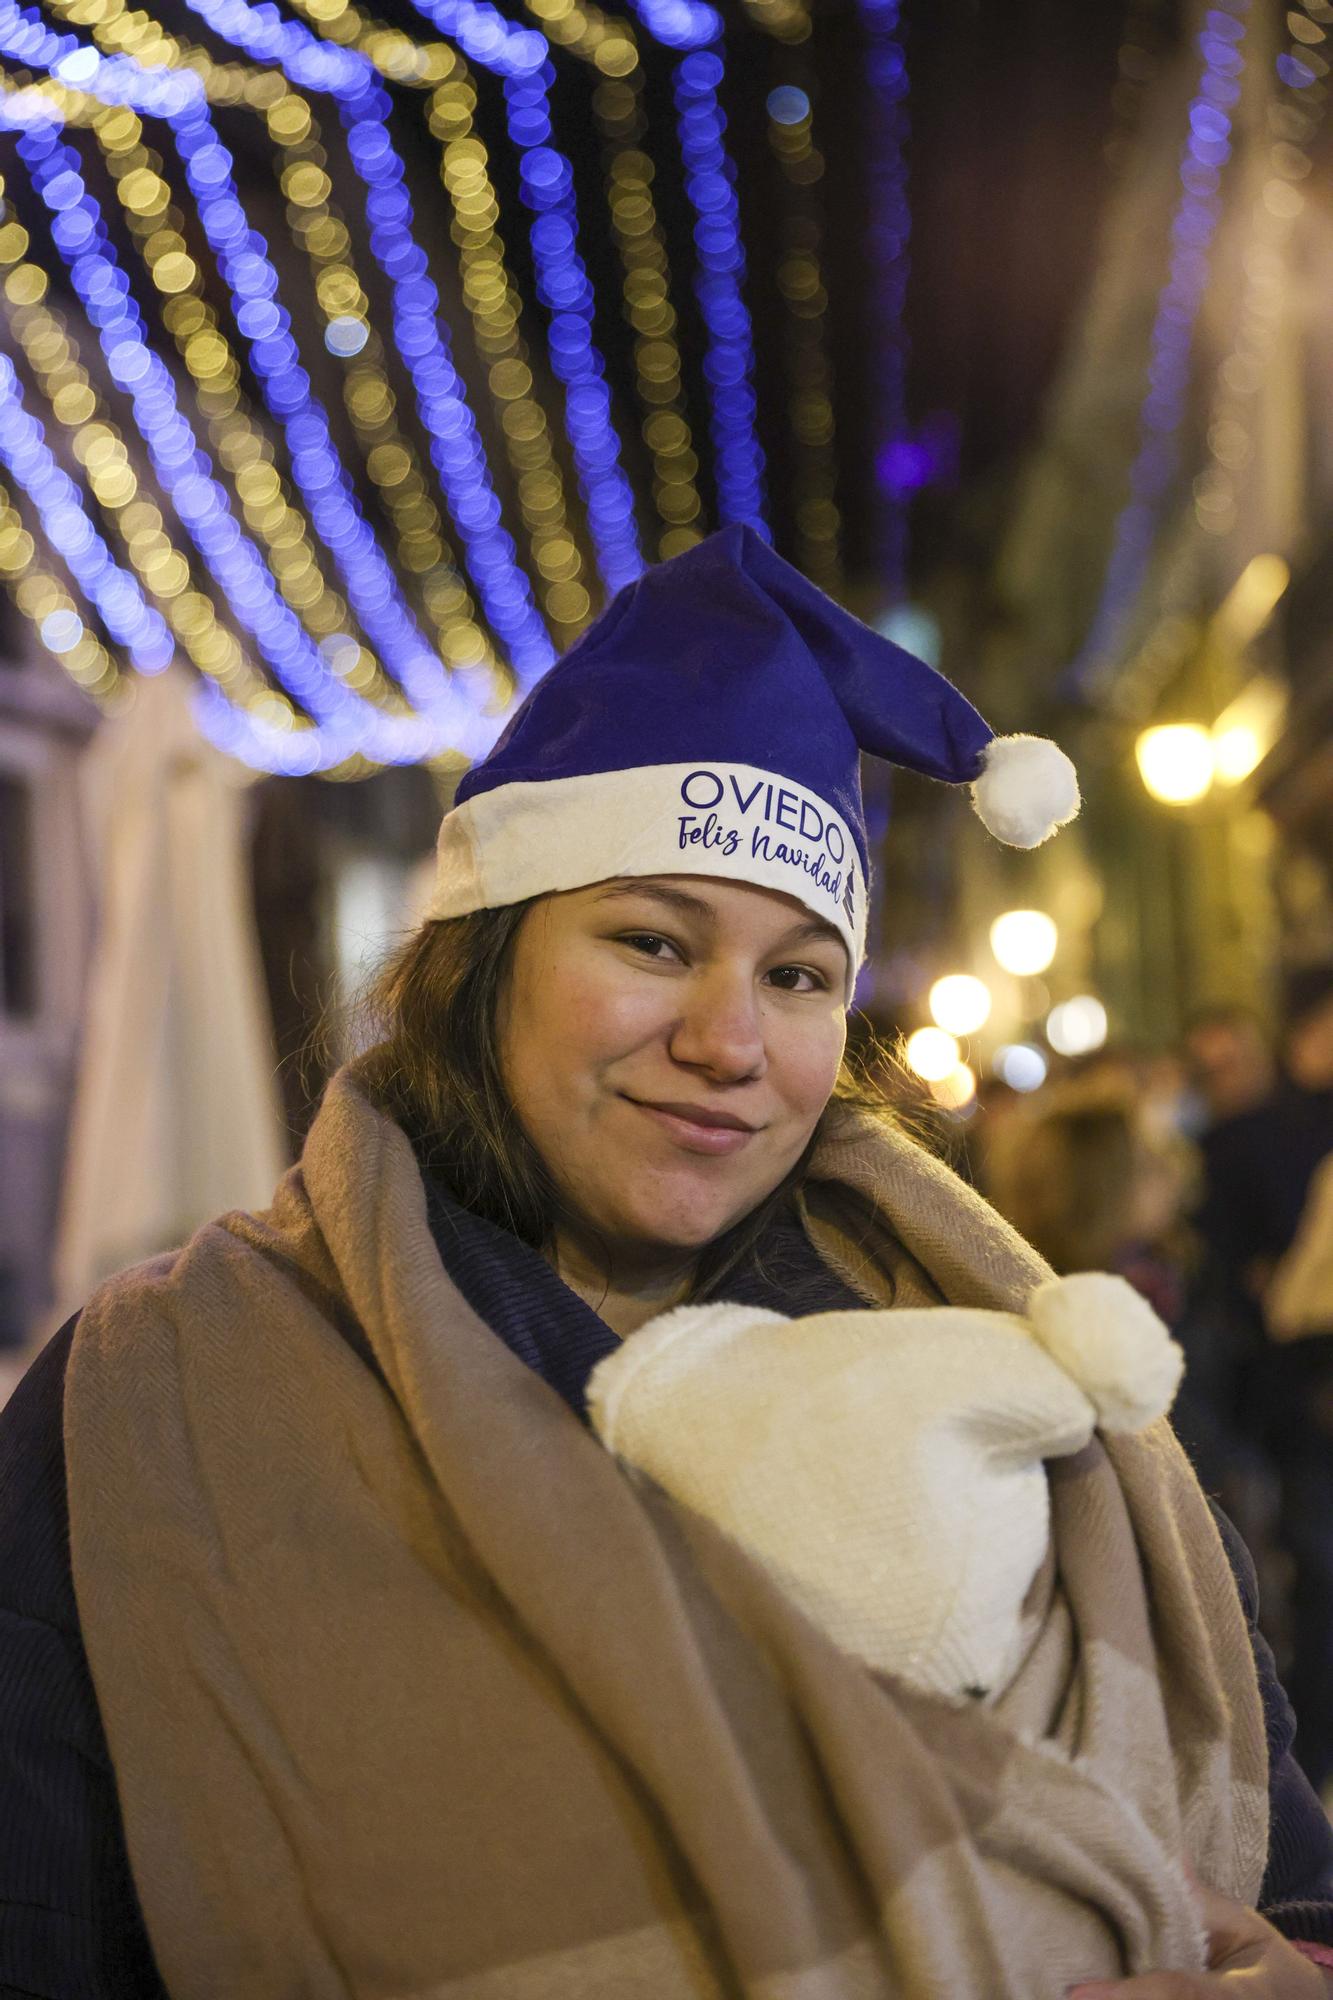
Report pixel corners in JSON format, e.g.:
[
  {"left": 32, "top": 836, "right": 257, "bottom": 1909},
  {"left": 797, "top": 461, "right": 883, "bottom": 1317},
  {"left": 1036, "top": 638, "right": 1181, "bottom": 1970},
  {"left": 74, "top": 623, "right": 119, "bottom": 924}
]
[{"left": 65, "top": 1067, "right": 1269, "bottom": 2000}]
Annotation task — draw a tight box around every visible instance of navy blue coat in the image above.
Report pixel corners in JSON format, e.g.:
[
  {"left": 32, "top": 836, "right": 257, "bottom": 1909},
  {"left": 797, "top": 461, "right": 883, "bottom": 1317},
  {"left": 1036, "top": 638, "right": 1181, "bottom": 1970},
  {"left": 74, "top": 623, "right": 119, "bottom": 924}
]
[{"left": 2, "top": 1177, "right": 1332, "bottom": 1999}]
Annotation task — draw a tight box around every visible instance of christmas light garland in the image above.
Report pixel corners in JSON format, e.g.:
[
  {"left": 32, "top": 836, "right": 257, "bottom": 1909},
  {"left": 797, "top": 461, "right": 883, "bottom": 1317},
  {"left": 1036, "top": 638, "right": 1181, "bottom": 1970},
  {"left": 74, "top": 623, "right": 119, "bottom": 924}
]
[
  {"left": 857, "top": 0, "right": 910, "bottom": 597},
  {"left": 766, "top": 73, "right": 841, "bottom": 594},
  {"left": 0, "top": 0, "right": 809, "bottom": 771}
]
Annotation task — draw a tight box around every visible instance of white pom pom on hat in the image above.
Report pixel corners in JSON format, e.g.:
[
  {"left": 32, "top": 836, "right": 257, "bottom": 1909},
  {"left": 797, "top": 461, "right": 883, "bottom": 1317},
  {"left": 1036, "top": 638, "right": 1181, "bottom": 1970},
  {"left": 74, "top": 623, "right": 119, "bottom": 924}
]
[
  {"left": 1025, "top": 1272, "right": 1183, "bottom": 1433},
  {"left": 971, "top": 734, "right": 1081, "bottom": 849}
]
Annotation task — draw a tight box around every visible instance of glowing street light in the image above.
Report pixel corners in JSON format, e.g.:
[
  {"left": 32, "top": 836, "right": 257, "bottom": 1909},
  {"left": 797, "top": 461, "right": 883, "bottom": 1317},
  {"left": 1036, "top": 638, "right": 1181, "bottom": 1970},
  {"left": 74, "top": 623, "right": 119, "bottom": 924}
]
[
  {"left": 989, "top": 910, "right": 1058, "bottom": 977},
  {"left": 928, "top": 974, "right": 992, "bottom": 1036},
  {"left": 1135, "top": 724, "right": 1214, "bottom": 804},
  {"left": 1211, "top": 674, "right": 1286, "bottom": 786},
  {"left": 904, "top": 1026, "right": 961, "bottom": 1082},
  {"left": 1212, "top": 726, "right": 1263, "bottom": 784}
]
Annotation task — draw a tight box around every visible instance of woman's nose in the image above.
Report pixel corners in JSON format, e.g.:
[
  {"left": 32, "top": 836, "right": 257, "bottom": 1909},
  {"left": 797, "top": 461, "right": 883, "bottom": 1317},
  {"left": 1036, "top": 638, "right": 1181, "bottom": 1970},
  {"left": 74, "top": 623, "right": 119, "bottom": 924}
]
[{"left": 668, "top": 969, "right": 767, "bottom": 1080}]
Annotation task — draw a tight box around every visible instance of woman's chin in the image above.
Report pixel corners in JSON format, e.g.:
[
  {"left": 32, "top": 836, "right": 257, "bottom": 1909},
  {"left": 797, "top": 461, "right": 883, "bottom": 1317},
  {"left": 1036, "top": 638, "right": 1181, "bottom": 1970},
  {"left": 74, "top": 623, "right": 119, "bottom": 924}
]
[{"left": 607, "top": 1178, "right": 764, "bottom": 1256}]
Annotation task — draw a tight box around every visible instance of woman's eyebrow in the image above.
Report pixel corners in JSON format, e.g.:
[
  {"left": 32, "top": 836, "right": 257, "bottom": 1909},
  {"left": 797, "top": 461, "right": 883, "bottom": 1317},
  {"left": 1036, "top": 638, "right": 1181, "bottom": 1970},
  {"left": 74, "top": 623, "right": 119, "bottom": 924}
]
[
  {"left": 595, "top": 884, "right": 846, "bottom": 955},
  {"left": 594, "top": 883, "right": 717, "bottom": 923}
]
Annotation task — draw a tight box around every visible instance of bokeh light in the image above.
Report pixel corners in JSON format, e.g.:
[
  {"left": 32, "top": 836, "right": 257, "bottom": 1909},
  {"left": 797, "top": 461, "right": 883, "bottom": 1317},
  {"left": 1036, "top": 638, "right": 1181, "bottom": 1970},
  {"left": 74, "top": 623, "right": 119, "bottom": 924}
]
[
  {"left": 1135, "top": 723, "right": 1215, "bottom": 804},
  {"left": 928, "top": 973, "right": 992, "bottom": 1036},
  {"left": 904, "top": 1026, "right": 961, "bottom": 1082},
  {"left": 989, "top": 910, "right": 1058, "bottom": 976},
  {"left": 994, "top": 1043, "right": 1048, "bottom": 1093},
  {"left": 1045, "top": 996, "right": 1109, "bottom": 1057},
  {"left": 929, "top": 1062, "right": 977, "bottom": 1111}
]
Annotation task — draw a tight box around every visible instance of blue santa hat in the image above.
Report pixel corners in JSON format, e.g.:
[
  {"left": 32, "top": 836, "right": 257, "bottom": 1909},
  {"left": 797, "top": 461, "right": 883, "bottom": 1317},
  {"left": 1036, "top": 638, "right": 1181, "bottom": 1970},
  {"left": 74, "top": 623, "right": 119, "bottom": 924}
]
[{"left": 427, "top": 524, "right": 1079, "bottom": 998}]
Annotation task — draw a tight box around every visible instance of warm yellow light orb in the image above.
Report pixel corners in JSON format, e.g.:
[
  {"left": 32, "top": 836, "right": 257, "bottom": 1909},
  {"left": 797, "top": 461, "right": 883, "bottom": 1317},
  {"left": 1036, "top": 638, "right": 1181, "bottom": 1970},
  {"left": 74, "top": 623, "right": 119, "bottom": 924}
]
[
  {"left": 1213, "top": 724, "right": 1263, "bottom": 785},
  {"left": 928, "top": 973, "right": 992, "bottom": 1036},
  {"left": 1135, "top": 724, "right": 1214, "bottom": 804},
  {"left": 930, "top": 1062, "right": 977, "bottom": 1111},
  {"left": 904, "top": 1026, "right": 960, "bottom": 1082},
  {"left": 989, "top": 910, "right": 1058, "bottom": 977}
]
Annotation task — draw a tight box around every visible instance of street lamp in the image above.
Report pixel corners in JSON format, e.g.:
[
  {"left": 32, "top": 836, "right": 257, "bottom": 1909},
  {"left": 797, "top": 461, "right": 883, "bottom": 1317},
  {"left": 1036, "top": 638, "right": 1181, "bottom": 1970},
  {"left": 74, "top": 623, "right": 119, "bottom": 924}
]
[
  {"left": 989, "top": 910, "right": 1058, "bottom": 977},
  {"left": 928, "top": 974, "right": 992, "bottom": 1036},
  {"left": 1135, "top": 724, "right": 1214, "bottom": 804},
  {"left": 904, "top": 1027, "right": 961, "bottom": 1082}
]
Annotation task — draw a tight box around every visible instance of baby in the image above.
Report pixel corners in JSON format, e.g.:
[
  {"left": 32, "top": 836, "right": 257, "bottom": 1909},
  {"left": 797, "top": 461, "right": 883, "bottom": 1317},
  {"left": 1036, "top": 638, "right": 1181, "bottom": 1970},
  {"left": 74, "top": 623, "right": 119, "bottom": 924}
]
[{"left": 587, "top": 1274, "right": 1183, "bottom": 1704}]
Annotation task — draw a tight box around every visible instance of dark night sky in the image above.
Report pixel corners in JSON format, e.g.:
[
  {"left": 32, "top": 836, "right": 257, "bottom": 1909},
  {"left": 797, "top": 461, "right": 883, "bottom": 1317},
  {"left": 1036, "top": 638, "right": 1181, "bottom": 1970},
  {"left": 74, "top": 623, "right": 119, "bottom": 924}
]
[{"left": 831, "top": 0, "right": 1182, "bottom": 581}]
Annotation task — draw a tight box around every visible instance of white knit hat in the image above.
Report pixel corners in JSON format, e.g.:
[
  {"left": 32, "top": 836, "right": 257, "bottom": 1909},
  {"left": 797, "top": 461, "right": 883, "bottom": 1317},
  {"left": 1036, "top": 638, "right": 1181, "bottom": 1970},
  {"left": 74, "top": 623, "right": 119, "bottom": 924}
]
[{"left": 587, "top": 1274, "right": 1182, "bottom": 1704}]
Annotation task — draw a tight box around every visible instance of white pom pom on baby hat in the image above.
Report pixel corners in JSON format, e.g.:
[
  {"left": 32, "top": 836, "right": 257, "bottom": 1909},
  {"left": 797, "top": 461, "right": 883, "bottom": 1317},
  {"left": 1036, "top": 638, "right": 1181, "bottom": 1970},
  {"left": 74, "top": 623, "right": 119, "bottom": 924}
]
[
  {"left": 1025, "top": 1272, "right": 1184, "bottom": 1434},
  {"left": 971, "top": 733, "right": 1081, "bottom": 849}
]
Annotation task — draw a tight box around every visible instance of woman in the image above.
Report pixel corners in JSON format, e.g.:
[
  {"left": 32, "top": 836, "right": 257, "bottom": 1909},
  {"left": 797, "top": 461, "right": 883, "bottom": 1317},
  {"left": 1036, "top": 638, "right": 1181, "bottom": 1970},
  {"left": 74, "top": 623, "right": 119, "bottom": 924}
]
[{"left": 1, "top": 526, "right": 1331, "bottom": 1999}]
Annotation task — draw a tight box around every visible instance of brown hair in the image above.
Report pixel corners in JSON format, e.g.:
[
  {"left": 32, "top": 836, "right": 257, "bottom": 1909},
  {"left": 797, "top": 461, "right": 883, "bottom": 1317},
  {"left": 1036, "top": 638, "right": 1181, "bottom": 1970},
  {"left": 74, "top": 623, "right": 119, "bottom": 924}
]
[{"left": 359, "top": 902, "right": 934, "bottom": 1305}]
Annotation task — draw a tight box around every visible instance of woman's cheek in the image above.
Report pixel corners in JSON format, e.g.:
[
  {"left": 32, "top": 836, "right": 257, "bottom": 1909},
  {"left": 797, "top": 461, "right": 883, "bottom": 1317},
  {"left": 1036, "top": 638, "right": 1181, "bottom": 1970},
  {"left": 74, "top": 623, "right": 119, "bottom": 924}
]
[
  {"left": 775, "top": 1015, "right": 846, "bottom": 1123},
  {"left": 578, "top": 967, "right": 674, "bottom": 1064}
]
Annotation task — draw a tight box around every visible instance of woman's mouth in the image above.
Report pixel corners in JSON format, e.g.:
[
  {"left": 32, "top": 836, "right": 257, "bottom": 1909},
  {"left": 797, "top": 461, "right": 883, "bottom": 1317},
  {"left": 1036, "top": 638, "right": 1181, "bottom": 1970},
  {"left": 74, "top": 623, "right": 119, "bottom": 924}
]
[{"left": 623, "top": 1098, "right": 759, "bottom": 1156}]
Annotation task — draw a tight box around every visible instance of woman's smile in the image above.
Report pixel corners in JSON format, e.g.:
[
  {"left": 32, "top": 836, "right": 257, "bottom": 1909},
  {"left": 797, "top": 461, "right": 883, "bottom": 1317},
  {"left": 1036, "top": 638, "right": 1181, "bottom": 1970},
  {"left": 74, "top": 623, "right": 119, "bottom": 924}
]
[{"left": 620, "top": 1095, "right": 760, "bottom": 1157}]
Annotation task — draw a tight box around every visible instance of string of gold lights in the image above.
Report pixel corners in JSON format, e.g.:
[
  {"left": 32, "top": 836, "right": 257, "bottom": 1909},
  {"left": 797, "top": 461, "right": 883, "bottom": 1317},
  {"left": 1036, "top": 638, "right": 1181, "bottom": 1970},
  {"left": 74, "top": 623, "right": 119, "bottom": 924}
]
[
  {"left": 507, "top": 0, "right": 705, "bottom": 558},
  {"left": 263, "top": 84, "right": 498, "bottom": 675},
  {"left": 53, "top": 0, "right": 501, "bottom": 674},
  {"left": 591, "top": 72, "right": 707, "bottom": 561},
  {"left": 39, "top": 86, "right": 341, "bottom": 676},
  {"left": 43, "top": 0, "right": 257, "bottom": 106},
  {"left": 517, "top": 0, "right": 636, "bottom": 73},
  {"left": 0, "top": 473, "right": 124, "bottom": 705},
  {"left": 28, "top": 0, "right": 511, "bottom": 684},
  {"left": 740, "top": 0, "right": 811, "bottom": 46},
  {"left": 0, "top": 0, "right": 796, "bottom": 769},
  {"left": 767, "top": 76, "right": 842, "bottom": 594},
  {"left": 426, "top": 64, "right": 592, "bottom": 641},
  {"left": 1, "top": 270, "right": 272, "bottom": 707},
  {"left": 93, "top": 103, "right": 378, "bottom": 703},
  {"left": 258, "top": 0, "right": 593, "bottom": 642},
  {"left": 1104, "top": 0, "right": 1166, "bottom": 177}
]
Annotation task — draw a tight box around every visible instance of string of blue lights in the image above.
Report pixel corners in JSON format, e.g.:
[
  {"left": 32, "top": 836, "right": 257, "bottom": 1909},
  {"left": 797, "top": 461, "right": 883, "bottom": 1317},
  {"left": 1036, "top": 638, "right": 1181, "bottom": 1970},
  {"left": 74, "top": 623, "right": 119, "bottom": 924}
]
[
  {"left": 0, "top": 350, "right": 174, "bottom": 673},
  {"left": 857, "top": 0, "right": 910, "bottom": 599},
  {"left": 166, "top": 0, "right": 559, "bottom": 667},
  {"left": 672, "top": 49, "right": 769, "bottom": 536},
  {"left": 0, "top": 0, "right": 801, "bottom": 766}
]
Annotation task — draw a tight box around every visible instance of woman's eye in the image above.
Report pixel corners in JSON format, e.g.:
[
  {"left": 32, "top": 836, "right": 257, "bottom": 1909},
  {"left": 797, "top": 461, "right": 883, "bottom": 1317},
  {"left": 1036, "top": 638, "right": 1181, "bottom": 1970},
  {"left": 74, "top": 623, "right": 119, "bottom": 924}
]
[
  {"left": 620, "top": 931, "right": 681, "bottom": 962},
  {"left": 767, "top": 965, "right": 827, "bottom": 993}
]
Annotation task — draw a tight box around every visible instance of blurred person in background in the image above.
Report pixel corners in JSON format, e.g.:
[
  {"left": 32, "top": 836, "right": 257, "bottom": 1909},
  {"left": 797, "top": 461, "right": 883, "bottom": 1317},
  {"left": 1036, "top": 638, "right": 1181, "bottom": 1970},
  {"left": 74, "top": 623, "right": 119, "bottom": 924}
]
[
  {"left": 1183, "top": 1004, "right": 1278, "bottom": 1132},
  {"left": 1192, "top": 974, "right": 1333, "bottom": 1316},
  {"left": 1182, "top": 973, "right": 1333, "bottom": 1800},
  {"left": 1263, "top": 971, "right": 1333, "bottom": 1805},
  {"left": 1176, "top": 1006, "right": 1284, "bottom": 1611}
]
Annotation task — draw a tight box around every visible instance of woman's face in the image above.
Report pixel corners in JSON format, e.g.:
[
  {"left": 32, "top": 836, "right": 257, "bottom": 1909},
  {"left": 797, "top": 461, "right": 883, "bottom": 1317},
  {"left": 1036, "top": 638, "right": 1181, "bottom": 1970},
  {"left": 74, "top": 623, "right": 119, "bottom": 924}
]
[{"left": 498, "top": 875, "right": 849, "bottom": 1268}]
